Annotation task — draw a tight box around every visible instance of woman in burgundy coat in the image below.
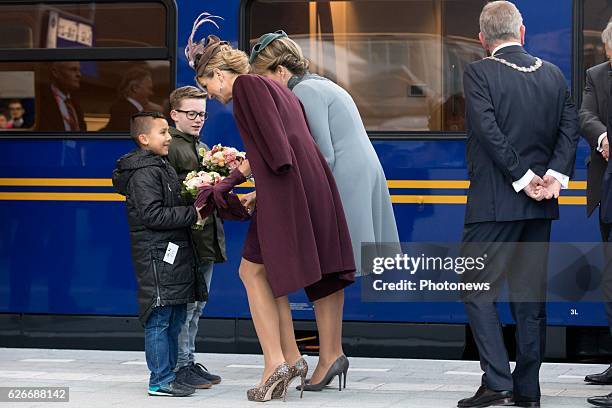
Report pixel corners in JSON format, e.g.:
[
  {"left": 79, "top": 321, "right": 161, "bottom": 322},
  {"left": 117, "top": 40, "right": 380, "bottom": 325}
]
[{"left": 186, "top": 29, "right": 355, "bottom": 401}]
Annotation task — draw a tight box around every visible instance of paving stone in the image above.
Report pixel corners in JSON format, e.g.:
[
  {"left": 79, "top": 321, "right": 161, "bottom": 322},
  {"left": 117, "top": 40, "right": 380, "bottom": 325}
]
[{"left": 0, "top": 348, "right": 608, "bottom": 407}]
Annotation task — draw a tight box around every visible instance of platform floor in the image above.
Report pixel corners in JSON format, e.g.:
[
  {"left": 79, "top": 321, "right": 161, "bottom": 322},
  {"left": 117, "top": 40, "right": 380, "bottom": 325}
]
[{"left": 1, "top": 348, "right": 611, "bottom": 407}]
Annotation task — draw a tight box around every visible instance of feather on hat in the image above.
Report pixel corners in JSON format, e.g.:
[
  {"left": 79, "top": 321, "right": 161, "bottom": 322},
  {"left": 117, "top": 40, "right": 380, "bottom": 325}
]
[{"left": 185, "top": 12, "right": 228, "bottom": 75}]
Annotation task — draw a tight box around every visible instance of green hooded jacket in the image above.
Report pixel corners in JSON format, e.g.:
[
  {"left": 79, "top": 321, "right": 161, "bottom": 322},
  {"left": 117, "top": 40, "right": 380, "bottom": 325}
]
[{"left": 167, "top": 127, "right": 227, "bottom": 263}]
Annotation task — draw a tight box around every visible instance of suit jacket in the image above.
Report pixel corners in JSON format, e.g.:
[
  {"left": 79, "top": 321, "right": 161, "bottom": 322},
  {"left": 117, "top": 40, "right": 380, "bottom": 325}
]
[
  {"left": 464, "top": 45, "right": 579, "bottom": 224},
  {"left": 103, "top": 98, "right": 139, "bottom": 132},
  {"left": 9, "top": 117, "right": 32, "bottom": 129},
  {"left": 580, "top": 62, "right": 610, "bottom": 216},
  {"left": 600, "top": 69, "right": 612, "bottom": 222},
  {"left": 37, "top": 85, "right": 86, "bottom": 132}
]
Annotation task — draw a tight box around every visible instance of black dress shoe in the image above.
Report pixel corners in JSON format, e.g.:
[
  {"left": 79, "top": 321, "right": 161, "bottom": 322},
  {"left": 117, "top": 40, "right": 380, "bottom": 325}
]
[
  {"left": 588, "top": 393, "right": 612, "bottom": 407},
  {"left": 457, "top": 385, "right": 513, "bottom": 408},
  {"left": 586, "top": 365, "right": 612, "bottom": 384},
  {"left": 515, "top": 402, "right": 540, "bottom": 407}
]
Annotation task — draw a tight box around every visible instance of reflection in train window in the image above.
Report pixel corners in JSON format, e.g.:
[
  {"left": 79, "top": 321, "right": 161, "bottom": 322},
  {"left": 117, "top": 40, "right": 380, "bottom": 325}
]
[
  {"left": 248, "top": 0, "right": 485, "bottom": 132},
  {"left": 0, "top": 72, "right": 35, "bottom": 130},
  {"left": 582, "top": 0, "right": 611, "bottom": 73},
  {"left": 0, "top": 2, "right": 165, "bottom": 49},
  {"left": 0, "top": 61, "right": 170, "bottom": 132}
]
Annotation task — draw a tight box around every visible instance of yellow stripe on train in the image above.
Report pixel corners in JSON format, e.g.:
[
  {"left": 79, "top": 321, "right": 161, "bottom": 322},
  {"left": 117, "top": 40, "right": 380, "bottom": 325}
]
[
  {"left": 391, "top": 195, "right": 585, "bottom": 205},
  {"left": 0, "top": 192, "right": 586, "bottom": 205},
  {"left": 0, "top": 178, "right": 588, "bottom": 203},
  {"left": 0, "top": 192, "right": 124, "bottom": 201},
  {"left": 0, "top": 178, "right": 588, "bottom": 190}
]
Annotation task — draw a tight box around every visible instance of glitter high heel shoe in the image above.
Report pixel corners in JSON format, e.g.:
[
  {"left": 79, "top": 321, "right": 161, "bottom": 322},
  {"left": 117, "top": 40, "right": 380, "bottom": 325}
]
[
  {"left": 246, "top": 363, "right": 291, "bottom": 402},
  {"left": 272, "top": 357, "right": 308, "bottom": 399}
]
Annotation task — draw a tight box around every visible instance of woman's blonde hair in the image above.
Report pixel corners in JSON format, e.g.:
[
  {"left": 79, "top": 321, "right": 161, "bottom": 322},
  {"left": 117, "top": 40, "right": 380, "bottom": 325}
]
[
  {"left": 250, "top": 36, "right": 309, "bottom": 76},
  {"left": 197, "top": 44, "right": 250, "bottom": 78}
]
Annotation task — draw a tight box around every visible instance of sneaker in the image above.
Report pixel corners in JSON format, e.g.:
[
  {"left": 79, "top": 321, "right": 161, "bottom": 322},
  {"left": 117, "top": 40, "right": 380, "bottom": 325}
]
[
  {"left": 192, "top": 362, "right": 222, "bottom": 385},
  {"left": 148, "top": 381, "right": 195, "bottom": 397},
  {"left": 176, "top": 364, "right": 212, "bottom": 389}
]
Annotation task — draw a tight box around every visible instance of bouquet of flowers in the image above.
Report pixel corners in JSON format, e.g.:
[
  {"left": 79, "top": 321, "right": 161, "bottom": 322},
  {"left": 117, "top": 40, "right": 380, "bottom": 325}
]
[
  {"left": 182, "top": 170, "right": 222, "bottom": 229},
  {"left": 199, "top": 144, "right": 246, "bottom": 176},
  {"left": 183, "top": 144, "right": 251, "bottom": 229},
  {"left": 182, "top": 170, "right": 222, "bottom": 199}
]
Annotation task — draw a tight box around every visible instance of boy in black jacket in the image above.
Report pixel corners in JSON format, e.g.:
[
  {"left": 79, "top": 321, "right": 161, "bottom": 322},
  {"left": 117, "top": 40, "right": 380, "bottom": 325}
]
[{"left": 112, "top": 112, "right": 206, "bottom": 397}]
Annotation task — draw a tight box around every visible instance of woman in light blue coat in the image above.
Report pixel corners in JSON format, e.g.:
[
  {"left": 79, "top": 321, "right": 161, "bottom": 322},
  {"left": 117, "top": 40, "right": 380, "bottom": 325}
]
[{"left": 247, "top": 31, "right": 400, "bottom": 391}]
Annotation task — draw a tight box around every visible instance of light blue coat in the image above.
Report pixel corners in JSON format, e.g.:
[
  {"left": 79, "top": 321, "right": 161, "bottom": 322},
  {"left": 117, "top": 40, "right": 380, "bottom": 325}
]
[{"left": 291, "top": 76, "right": 400, "bottom": 274}]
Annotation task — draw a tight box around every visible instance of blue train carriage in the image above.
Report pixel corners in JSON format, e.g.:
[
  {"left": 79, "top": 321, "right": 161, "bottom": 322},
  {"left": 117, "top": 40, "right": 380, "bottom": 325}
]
[{"left": 0, "top": 0, "right": 609, "bottom": 359}]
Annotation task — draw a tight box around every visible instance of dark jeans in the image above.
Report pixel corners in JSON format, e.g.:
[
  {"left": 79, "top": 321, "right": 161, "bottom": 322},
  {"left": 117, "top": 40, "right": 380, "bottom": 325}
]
[{"left": 145, "top": 304, "right": 187, "bottom": 387}]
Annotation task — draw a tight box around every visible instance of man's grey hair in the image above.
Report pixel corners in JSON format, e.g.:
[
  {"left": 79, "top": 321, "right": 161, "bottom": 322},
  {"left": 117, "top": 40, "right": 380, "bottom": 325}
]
[
  {"left": 602, "top": 19, "right": 612, "bottom": 49},
  {"left": 479, "top": 1, "right": 523, "bottom": 44}
]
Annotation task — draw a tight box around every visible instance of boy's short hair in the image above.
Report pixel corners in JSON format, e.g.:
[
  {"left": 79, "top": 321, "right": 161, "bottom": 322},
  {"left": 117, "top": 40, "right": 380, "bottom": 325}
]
[
  {"left": 169, "top": 86, "right": 206, "bottom": 110},
  {"left": 130, "top": 111, "right": 166, "bottom": 145}
]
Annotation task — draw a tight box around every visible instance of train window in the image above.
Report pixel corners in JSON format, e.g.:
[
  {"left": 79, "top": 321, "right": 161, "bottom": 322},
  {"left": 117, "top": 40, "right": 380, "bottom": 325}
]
[
  {"left": 0, "top": 3, "right": 166, "bottom": 49},
  {"left": 247, "top": 0, "right": 485, "bottom": 133},
  {"left": 582, "top": 0, "right": 611, "bottom": 72},
  {"left": 0, "top": 61, "right": 170, "bottom": 132},
  {"left": 0, "top": 0, "right": 174, "bottom": 137}
]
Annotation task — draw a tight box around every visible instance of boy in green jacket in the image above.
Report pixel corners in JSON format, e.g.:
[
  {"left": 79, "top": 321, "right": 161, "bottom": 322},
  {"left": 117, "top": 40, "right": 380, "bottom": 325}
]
[{"left": 167, "top": 86, "right": 225, "bottom": 389}]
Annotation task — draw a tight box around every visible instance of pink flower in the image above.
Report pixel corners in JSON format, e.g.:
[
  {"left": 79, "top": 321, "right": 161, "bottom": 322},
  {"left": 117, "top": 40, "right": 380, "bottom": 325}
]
[
  {"left": 193, "top": 177, "right": 210, "bottom": 188},
  {"left": 199, "top": 144, "right": 246, "bottom": 176},
  {"left": 224, "top": 151, "right": 237, "bottom": 162},
  {"left": 184, "top": 177, "right": 201, "bottom": 190}
]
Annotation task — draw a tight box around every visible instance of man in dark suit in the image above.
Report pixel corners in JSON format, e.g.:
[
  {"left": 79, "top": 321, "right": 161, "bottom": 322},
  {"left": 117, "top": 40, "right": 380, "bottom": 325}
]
[
  {"left": 37, "top": 61, "right": 86, "bottom": 132},
  {"left": 457, "top": 2, "right": 578, "bottom": 408},
  {"left": 581, "top": 18, "right": 612, "bottom": 387},
  {"left": 586, "top": 21, "right": 612, "bottom": 408},
  {"left": 581, "top": 52, "right": 610, "bottom": 229},
  {"left": 103, "top": 67, "right": 163, "bottom": 132}
]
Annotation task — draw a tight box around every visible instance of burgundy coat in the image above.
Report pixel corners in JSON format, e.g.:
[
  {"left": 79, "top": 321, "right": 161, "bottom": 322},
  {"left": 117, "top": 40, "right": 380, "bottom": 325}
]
[{"left": 232, "top": 74, "right": 355, "bottom": 299}]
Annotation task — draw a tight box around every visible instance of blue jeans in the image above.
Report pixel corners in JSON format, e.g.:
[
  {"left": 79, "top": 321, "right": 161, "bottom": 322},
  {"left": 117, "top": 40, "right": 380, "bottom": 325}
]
[
  {"left": 145, "top": 304, "right": 187, "bottom": 387},
  {"left": 176, "top": 261, "right": 214, "bottom": 369}
]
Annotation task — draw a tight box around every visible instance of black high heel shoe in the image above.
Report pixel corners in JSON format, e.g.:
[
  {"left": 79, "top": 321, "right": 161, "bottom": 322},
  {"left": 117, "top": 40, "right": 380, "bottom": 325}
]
[{"left": 297, "top": 355, "right": 349, "bottom": 392}]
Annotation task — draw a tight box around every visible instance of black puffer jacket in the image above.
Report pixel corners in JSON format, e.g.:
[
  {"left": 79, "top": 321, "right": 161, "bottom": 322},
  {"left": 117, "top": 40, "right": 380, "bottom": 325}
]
[{"left": 112, "top": 149, "right": 207, "bottom": 325}]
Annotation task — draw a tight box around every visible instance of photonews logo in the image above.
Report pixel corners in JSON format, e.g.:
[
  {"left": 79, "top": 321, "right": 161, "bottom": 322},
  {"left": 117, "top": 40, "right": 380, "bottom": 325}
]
[{"left": 371, "top": 253, "right": 487, "bottom": 275}]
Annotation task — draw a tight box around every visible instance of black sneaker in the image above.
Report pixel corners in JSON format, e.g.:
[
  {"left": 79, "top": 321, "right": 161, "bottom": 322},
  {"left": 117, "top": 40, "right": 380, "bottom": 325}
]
[
  {"left": 148, "top": 380, "right": 195, "bottom": 397},
  {"left": 192, "top": 362, "right": 222, "bottom": 384},
  {"left": 176, "top": 364, "right": 212, "bottom": 389}
]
